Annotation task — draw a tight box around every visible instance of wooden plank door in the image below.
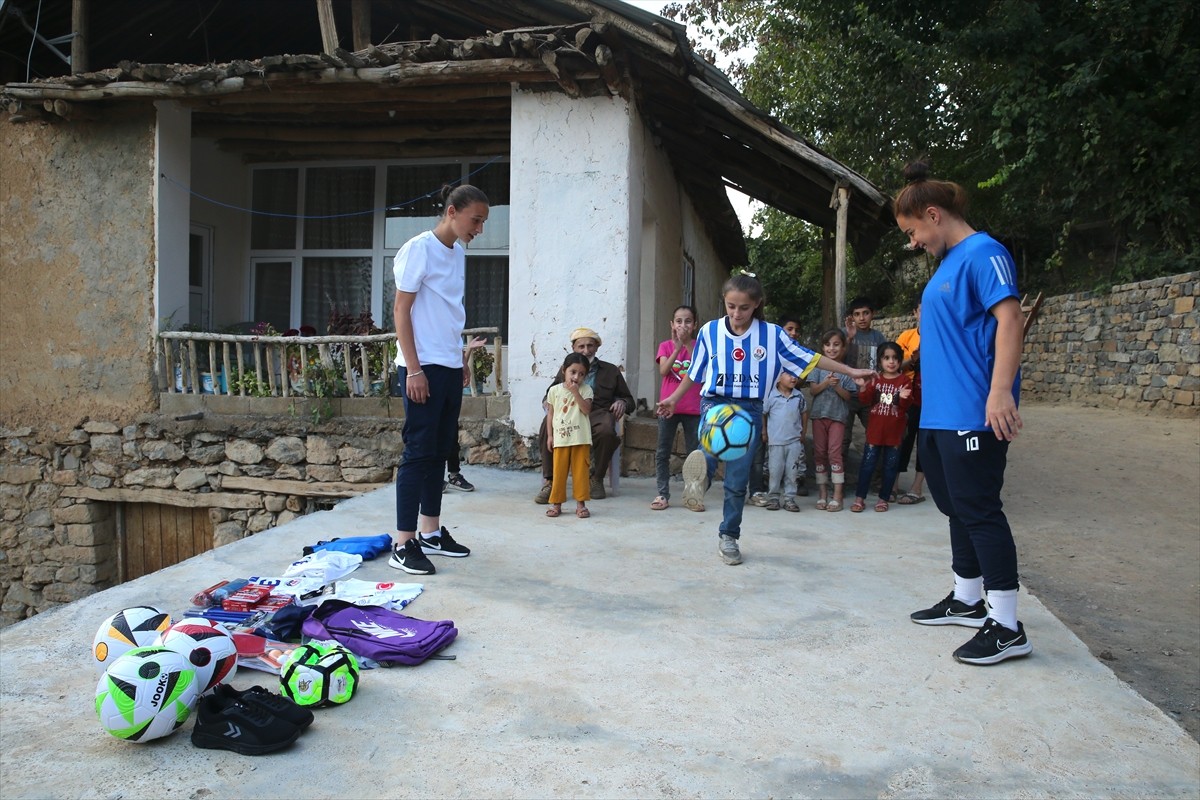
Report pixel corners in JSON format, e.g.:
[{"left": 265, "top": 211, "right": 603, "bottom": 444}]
[{"left": 121, "top": 504, "right": 213, "bottom": 582}]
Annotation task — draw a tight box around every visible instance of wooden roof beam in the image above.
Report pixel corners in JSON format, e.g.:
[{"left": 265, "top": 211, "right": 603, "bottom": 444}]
[
  {"left": 3, "top": 59, "right": 559, "bottom": 103},
  {"left": 234, "top": 139, "right": 509, "bottom": 161},
  {"left": 194, "top": 121, "right": 510, "bottom": 143}
]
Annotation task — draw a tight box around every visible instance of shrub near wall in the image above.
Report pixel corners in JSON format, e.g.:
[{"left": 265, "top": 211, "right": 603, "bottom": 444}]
[{"left": 874, "top": 271, "right": 1199, "bottom": 416}]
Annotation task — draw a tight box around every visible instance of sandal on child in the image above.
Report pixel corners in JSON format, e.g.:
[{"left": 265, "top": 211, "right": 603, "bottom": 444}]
[
  {"left": 826, "top": 499, "right": 842, "bottom": 512},
  {"left": 576, "top": 506, "right": 591, "bottom": 518},
  {"left": 783, "top": 499, "right": 800, "bottom": 512},
  {"left": 545, "top": 505, "right": 562, "bottom": 518},
  {"left": 815, "top": 498, "right": 828, "bottom": 511},
  {"left": 897, "top": 492, "right": 925, "bottom": 505},
  {"left": 650, "top": 496, "right": 669, "bottom": 511},
  {"left": 874, "top": 499, "right": 889, "bottom": 512},
  {"left": 850, "top": 499, "right": 866, "bottom": 513}
]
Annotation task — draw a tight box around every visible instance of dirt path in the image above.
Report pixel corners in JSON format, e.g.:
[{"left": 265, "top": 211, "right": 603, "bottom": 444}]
[{"left": 1001, "top": 403, "right": 1200, "bottom": 740}]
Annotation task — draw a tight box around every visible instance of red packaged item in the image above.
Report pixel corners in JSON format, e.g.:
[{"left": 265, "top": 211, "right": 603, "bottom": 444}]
[
  {"left": 253, "top": 594, "right": 295, "bottom": 613},
  {"left": 191, "top": 580, "right": 230, "bottom": 608},
  {"left": 221, "top": 586, "right": 271, "bottom": 612}
]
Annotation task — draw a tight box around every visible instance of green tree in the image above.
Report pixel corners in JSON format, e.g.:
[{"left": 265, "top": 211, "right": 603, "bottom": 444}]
[{"left": 665, "top": 0, "right": 1200, "bottom": 298}]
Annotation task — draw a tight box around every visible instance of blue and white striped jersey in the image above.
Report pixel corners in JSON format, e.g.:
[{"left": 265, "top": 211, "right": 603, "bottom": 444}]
[{"left": 687, "top": 318, "right": 821, "bottom": 400}]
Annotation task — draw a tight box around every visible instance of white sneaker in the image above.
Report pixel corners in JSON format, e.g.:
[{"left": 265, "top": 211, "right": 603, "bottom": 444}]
[
  {"left": 682, "top": 450, "right": 708, "bottom": 512},
  {"left": 718, "top": 534, "right": 742, "bottom": 565}
]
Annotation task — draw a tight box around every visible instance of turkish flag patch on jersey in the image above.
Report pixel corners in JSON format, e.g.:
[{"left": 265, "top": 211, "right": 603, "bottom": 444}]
[{"left": 732, "top": 347, "right": 746, "bottom": 361}]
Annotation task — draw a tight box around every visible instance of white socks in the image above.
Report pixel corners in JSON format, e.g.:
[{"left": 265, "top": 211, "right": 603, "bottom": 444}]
[
  {"left": 987, "top": 589, "right": 1019, "bottom": 632},
  {"left": 950, "top": 574, "right": 1020, "bottom": 630},
  {"left": 953, "top": 574, "right": 983, "bottom": 606}
]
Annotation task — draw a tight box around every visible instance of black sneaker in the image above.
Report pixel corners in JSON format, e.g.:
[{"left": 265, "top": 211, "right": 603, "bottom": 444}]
[
  {"left": 214, "top": 684, "right": 314, "bottom": 730},
  {"left": 191, "top": 693, "right": 301, "bottom": 755},
  {"left": 953, "top": 618, "right": 1033, "bottom": 665},
  {"left": 388, "top": 538, "right": 436, "bottom": 574},
  {"left": 910, "top": 592, "right": 988, "bottom": 628},
  {"left": 419, "top": 526, "right": 470, "bottom": 558},
  {"left": 445, "top": 472, "right": 475, "bottom": 492}
]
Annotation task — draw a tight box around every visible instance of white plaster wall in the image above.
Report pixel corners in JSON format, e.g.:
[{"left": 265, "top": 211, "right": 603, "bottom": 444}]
[
  {"left": 633, "top": 119, "right": 684, "bottom": 405},
  {"left": 681, "top": 193, "right": 728, "bottom": 324},
  {"left": 508, "top": 89, "right": 637, "bottom": 435},
  {"left": 190, "top": 138, "right": 249, "bottom": 327},
  {"left": 154, "top": 101, "right": 192, "bottom": 330}
]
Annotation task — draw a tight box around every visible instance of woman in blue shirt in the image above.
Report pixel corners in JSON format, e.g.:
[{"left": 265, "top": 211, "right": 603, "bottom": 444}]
[{"left": 894, "top": 159, "right": 1031, "bottom": 665}]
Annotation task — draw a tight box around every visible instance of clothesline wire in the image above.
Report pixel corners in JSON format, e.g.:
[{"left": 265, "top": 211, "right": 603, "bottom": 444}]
[{"left": 158, "top": 156, "right": 501, "bottom": 220}]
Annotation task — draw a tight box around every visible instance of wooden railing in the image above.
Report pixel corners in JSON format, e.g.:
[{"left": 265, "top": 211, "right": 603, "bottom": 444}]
[{"left": 158, "top": 327, "right": 504, "bottom": 397}]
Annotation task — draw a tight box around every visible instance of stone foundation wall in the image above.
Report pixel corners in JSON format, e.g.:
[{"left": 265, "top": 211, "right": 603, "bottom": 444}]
[
  {"left": 873, "top": 271, "right": 1199, "bottom": 416},
  {"left": 0, "top": 395, "right": 533, "bottom": 626}
]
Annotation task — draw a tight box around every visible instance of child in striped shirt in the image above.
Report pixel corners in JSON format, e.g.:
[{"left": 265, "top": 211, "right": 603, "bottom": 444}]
[{"left": 656, "top": 274, "right": 872, "bottom": 566}]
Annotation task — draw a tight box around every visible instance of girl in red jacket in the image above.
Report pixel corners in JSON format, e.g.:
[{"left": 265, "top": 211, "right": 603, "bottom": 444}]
[{"left": 850, "top": 342, "right": 913, "bottom": 512}]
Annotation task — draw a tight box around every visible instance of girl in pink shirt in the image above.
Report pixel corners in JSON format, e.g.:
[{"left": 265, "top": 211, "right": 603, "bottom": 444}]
[{"left": 651, "top": 306, "right": 702, "bottom": 510}]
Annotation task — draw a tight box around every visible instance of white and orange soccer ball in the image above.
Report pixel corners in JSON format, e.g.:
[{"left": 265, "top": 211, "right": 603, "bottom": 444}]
[{"left": 92, "top": 606, "right": 172, "bottom": 673}]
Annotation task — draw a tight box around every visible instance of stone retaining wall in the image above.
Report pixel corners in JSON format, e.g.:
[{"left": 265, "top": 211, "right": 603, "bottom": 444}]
[
  {"left": 0, "top": 395, "right": 532, "bottom": 626},
  {"left": 873, "top": 271, "right": 1199, "bottom": 416}
]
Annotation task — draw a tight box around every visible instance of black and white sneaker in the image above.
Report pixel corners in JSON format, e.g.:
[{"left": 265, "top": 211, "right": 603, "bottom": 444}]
[
  {"left": 953, "top": 618, "right": 1033, "bottom": 665},
  {"left": 213, "top": 684, "right": 314, "bottom": 730},
  {"left": 419, "top": 526, "right": 470, "bottom": 558},
  {"left": 445, "top": 472, "right": 475, "bottom": 492},
  {"left": 388, "top": 538, "right": 436, "bottom": 575},
  {"left": 910, "top": 592, "right": 988, "bottom": 627},
  {"left": 190, "top": 693, "right": 300, "bottom": 755}
]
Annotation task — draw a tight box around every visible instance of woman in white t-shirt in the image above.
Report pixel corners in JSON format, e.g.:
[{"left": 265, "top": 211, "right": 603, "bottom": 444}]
[{"left": 388, "top": 184, "right": 489, "bottom": 576}]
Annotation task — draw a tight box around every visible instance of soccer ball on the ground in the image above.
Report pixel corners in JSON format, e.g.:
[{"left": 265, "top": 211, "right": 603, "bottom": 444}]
[
  {"left": 280, "top": 642, "right": 360, "bottom": 707},
  {"left": 156, "top": 618, "right": 238, "bottom": 693},
  {"left": 700, "top": 403, "right": 755, "bottom": 461},
  {"left": 92, "top": 606, "right": 172, "bottom": 673},
  {"left": 95, "top": 645, "right": 200, "bottom": 742}
]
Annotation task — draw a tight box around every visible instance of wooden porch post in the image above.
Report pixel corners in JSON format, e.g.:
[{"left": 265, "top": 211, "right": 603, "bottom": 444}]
[
  {"left": 71, "top": 0, "right": 88, "bottom": 75},
  {"left": 833, "top": 184, "right": 850, "bottom": 322},
  {"left": 351, "top": 0, "right": 371, "bottom": 52},
  {"left": 316, "top": 0, "right": 338, "bottom": 55}
]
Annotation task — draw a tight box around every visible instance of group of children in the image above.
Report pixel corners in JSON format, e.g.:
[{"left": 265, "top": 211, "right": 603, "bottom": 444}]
[{"left": 539, "top": 288, "right": 923, "bottom": 524}]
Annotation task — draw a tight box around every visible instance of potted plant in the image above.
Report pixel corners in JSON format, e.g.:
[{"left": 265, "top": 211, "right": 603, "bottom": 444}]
[
  {"left": 470, "top": 346, "right": 495, "bottom": 394},
  {"left": 366, "top": 340, "right": 397, "bottom": 395}
]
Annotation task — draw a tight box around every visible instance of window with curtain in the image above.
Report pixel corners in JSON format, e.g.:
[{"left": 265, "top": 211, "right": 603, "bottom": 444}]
[
  {"left": 250, "top": 169, "right": 298, "bottom": 249},
  {"left": 252, "top": 260, "right": 293, "bottom": 332},
  {"left": 302, "top": 257, "right": 373, "bottom": 332},
  {"left": 303, "top": 167, "right": 375, "bottom": 250},
  {"left": 465, "top": 256, "right": 509, "bottom": 340},
  {"left": 249, "top": 160, "right": 509, "bottom": 335}
]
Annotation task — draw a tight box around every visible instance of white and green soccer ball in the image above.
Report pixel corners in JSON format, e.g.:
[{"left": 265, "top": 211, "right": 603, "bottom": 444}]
[
  {"left": 279, "top": 642, "right": 360, "bottom": 707},
  {"left": 95, "top": 646, "right": 199, "bottom": 742}
]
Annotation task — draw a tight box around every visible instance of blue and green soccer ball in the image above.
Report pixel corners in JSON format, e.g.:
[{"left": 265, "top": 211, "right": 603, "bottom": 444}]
[{"left": 700, "top": 404, "right": 754, "bottom": 461}]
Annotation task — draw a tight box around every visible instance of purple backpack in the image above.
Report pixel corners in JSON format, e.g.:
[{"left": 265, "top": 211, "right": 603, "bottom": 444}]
[{"left": 302, "top": 600, "right": 458, "bottom": 665}]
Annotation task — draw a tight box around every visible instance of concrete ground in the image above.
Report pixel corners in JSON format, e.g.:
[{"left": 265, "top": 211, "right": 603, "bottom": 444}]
[{"left": 2, "top": 466, "right": 1198, "bottom": 799}]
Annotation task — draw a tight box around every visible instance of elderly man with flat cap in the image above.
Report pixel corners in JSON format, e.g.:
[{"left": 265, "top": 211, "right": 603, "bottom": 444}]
[{"left": 535, "top": 327, "right": 634, "bottom": 502}]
